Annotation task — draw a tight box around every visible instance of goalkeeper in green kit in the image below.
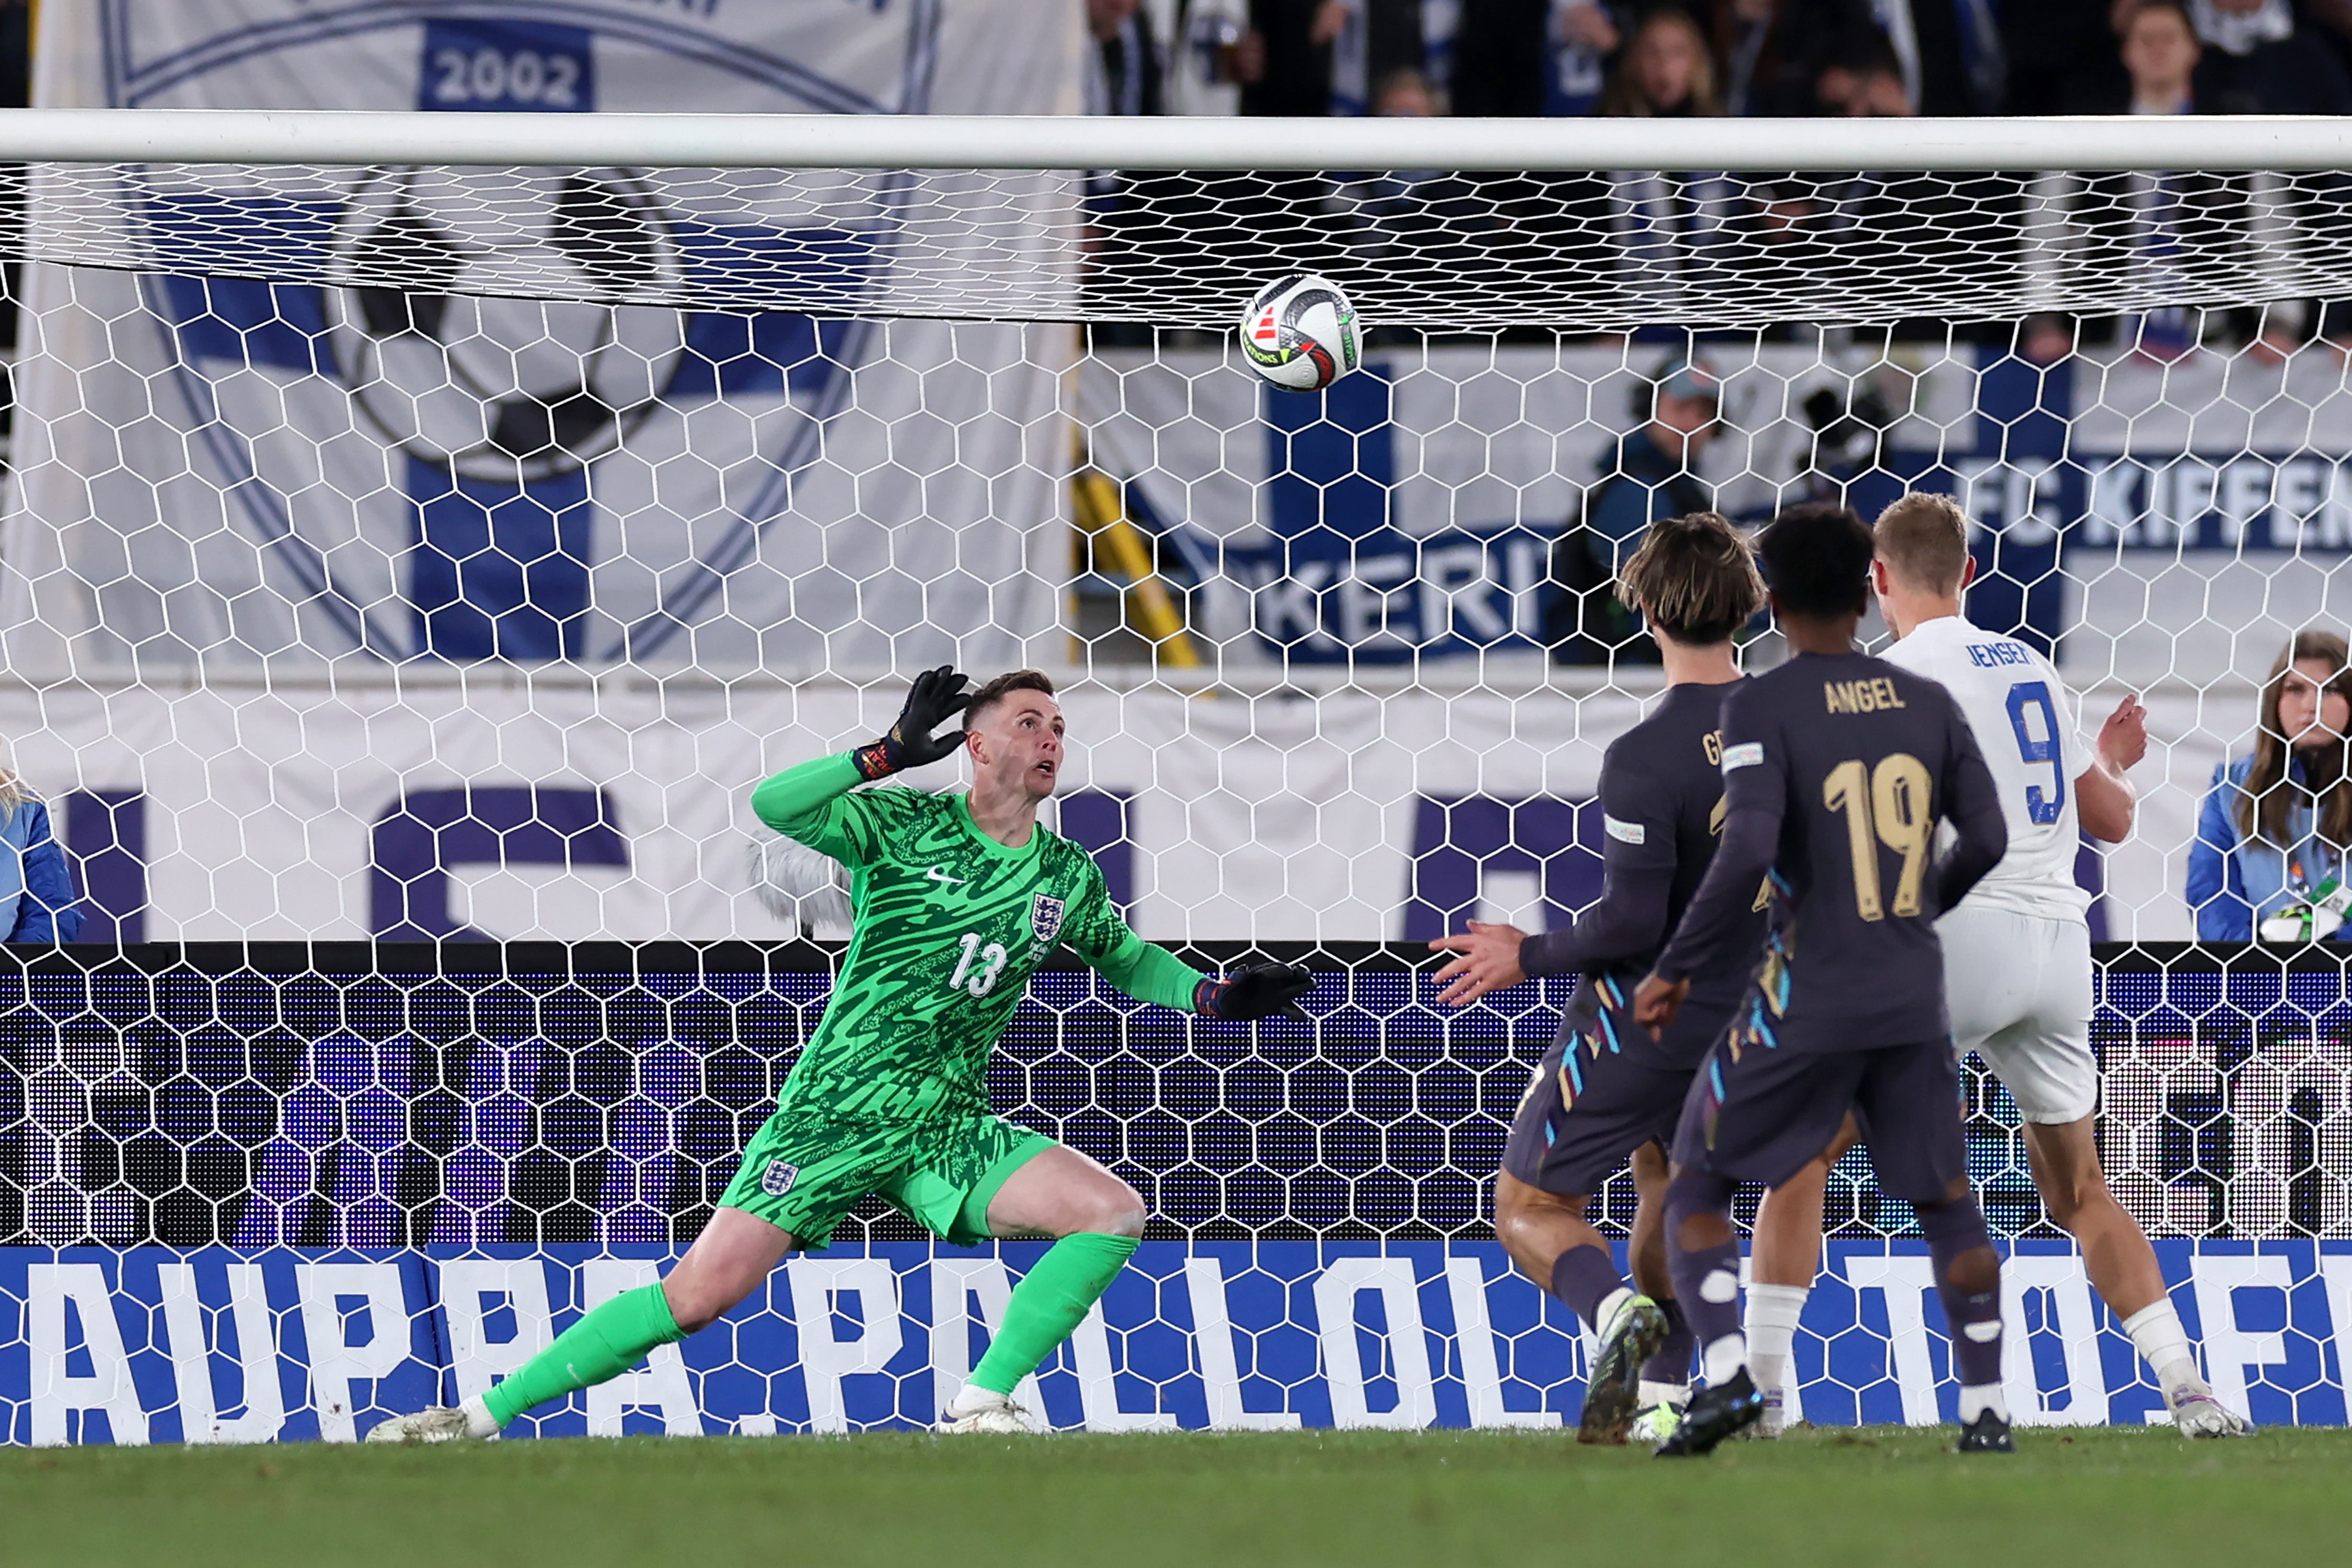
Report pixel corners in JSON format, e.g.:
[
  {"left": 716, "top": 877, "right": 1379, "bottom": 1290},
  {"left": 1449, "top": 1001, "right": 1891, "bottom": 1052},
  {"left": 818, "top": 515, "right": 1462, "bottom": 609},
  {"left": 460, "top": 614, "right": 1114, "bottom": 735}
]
[{"left": 371, "top": 667, "right": 1312, "bottom": 1440}]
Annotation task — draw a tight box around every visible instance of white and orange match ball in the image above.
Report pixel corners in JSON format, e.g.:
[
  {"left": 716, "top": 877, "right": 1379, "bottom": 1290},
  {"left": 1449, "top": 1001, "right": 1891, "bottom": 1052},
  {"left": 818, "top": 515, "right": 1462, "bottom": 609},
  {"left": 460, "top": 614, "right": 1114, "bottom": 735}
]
[{"left": 1238, "top": 274, "right": 1364, "bottom": 393}]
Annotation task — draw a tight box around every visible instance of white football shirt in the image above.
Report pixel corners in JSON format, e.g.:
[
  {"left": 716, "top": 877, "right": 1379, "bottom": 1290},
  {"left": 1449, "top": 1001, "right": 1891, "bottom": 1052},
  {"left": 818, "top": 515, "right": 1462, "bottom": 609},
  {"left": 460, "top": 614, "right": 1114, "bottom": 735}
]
[{"left": 1879, "top": 616, "right": 2095, "bottom": 923}]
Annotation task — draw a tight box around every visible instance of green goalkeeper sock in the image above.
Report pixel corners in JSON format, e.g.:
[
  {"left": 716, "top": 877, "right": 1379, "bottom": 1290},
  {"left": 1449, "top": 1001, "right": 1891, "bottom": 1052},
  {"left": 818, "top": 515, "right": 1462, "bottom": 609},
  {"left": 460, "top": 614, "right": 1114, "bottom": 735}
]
[
  {"left": 480, "top": 1282, "right": 688, "bottom": 1427},
  {"left": 967, "top": 1232, "right": 1139, "bottom": 1396}
]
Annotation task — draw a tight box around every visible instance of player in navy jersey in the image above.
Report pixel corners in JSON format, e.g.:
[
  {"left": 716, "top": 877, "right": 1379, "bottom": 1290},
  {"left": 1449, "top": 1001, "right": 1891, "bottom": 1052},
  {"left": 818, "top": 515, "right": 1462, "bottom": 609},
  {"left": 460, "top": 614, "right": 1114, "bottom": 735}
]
[
  {"left": 1634, "top": 503, "right": 2012, "bottom": 1457},
  {"left": 1431, "top": 512, "right": 1769, "bottom": 1444},
  {"left": 1742, "top": 493, "right": 2247, "bottom": 1438}
]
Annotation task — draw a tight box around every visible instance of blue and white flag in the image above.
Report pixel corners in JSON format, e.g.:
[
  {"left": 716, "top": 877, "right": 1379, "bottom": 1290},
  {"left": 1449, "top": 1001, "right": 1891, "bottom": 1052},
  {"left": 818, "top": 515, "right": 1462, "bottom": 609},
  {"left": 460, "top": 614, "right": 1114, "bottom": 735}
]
[{"left": 4, "top": 0, "right": 1080, "bottom": 674}]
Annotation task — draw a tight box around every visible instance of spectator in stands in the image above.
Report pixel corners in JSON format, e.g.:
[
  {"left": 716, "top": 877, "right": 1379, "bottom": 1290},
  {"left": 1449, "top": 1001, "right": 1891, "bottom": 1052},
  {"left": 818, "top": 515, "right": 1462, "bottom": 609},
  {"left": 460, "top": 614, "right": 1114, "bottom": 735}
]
[
  {"left": 1865, "top": 0, "right": 2008, "bottom": 113},
  {"left": 2119, "top": 0, "right": 2200, "bottom": 111},
  {"left": 2177, "top": 0, "right": 2352, "bottom": 111},
  {"left": 1451, "top": 0, "right": 1682, "bottom": 116},
  {"left": 1161, "top": 0, "right": 1253, "bottom": 114},
  {"left": 1241, "top": 0, "right": 1425, "bottom": 114},
  {"left": 1710, "top": 0, "right": 1853, "bottom": 116},
  {"left": 1448, "top": 0, "right": 1539, "bottom": 116},
  {"left": 1370, "top": 63, "right": 1442, "bottom": 113},
  {"left": 2008, "top": 0, "right": 2130, "bottom": 112},
  {"left": 1546, "top": 353, "right": 1720, "bottom": 665},
  {"left": 1599, "top": 7, "right": 1723, "bottom": 113},
  {"left": 1241, "top": 0, "right": 1343, "bottom": 113},
  {"left": 1813, "top": 34, "right": 1916, "bottom": 113},
  {"left": 0, "top": 763, "right": 79, "bottom": 943},
  {"left": 2188, "top": 630, "right": 2352, "bottom": 941},
  {"left": 1090, "top": 0, "right": 1166, "bottom": 116},
  {"left": 1550, "top": 1, "right": 1626, "bottom": 113}
]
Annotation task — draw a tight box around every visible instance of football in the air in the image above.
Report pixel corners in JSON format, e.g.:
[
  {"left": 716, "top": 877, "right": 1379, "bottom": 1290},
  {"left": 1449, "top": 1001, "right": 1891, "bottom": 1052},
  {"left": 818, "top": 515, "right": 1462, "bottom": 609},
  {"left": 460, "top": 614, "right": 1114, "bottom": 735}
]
[{"left": 1238, "top": 274, "right": 1363, "bottom": 391}]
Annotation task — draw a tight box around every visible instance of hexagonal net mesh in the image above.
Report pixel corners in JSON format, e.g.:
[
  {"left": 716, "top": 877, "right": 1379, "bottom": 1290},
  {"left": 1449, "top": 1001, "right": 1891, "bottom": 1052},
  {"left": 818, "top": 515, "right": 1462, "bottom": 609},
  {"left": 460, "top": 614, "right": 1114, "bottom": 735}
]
[
  {"left": 0, "top": 128, "right": 2346, "bottom": 1442},
  {"left": 11, "top": 158, "right": 2352, "bottom": 330}
]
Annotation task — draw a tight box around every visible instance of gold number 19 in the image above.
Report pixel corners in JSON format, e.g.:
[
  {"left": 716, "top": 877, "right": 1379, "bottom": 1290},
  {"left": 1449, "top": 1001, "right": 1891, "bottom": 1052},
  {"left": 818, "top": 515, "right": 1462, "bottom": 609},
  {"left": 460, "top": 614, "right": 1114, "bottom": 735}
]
[{"left": 1823, "top": 753, "right": 1933, "bottom": 921}]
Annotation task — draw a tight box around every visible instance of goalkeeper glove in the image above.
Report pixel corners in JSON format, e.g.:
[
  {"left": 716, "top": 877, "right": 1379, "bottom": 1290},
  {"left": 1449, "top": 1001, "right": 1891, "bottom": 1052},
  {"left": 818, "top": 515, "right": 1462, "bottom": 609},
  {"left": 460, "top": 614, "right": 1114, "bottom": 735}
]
[
  {"left": 854, "top": 665, "right": 973, "bottom": 779},
  {"left": 1195, "top": 962, "right": 1314, "bottom": 1022}
]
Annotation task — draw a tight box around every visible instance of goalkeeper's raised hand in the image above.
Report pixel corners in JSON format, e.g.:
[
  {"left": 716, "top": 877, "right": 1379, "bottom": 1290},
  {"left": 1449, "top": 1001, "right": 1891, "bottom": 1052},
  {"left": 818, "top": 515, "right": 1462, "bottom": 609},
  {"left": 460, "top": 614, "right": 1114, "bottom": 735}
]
[
  {"left": 1195, "top": 962, "right": 1315, "bottom": 1022},
  {"left": 854, "top": 665, "right": 973, "bottom": 779}
]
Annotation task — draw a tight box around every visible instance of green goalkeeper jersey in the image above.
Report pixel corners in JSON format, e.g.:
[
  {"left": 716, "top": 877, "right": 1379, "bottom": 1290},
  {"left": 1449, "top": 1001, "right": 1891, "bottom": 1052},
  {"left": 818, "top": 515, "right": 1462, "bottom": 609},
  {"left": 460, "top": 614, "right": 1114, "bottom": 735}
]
[{"left": 751, "top": 752, "right": 1206, "bottom": 1120}]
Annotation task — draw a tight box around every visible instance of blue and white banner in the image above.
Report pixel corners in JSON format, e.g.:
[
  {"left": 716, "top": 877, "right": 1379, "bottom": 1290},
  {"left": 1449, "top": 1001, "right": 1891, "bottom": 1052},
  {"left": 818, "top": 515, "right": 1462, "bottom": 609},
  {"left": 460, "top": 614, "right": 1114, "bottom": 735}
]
[
  {"left": 1086, "top": 342, "right": 2352, "bottom": 682},
  {"left": 0, "top": 675, "right": 2220, "bottom": 940},
  {"left": 9, "top": 1240, "right": 2350, "bottom": 1444},
  {"left": 3, "top": 0, "right": 1080, "bottom": 674}
]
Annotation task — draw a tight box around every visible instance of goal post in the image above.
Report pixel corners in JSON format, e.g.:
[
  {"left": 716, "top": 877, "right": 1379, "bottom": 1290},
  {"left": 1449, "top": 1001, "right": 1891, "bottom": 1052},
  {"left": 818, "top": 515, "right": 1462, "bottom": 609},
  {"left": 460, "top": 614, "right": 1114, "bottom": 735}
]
[
  {"left": 0, "top": 107, "right": 2336, "bottom": 941},
  {"left": 0, "top": 95, "right": 2344, "bottom": 1440},
  {"left": 2, "top": 112, "right": 2349, "bottom": 329},
  {"left": 0, "top": 107, "right": 2346, "bottom": 170}
]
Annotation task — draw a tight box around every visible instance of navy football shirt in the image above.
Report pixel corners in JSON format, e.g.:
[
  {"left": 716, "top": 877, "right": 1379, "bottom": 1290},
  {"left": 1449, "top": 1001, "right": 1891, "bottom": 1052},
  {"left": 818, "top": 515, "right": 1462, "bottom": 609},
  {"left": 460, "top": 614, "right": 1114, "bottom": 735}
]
[
  {"left": 1653, "top": 650, "right": 2007, "bottom": 1050},
  {"left": 1520, "top": 679, "right": 1769, "bottom": 1068}
]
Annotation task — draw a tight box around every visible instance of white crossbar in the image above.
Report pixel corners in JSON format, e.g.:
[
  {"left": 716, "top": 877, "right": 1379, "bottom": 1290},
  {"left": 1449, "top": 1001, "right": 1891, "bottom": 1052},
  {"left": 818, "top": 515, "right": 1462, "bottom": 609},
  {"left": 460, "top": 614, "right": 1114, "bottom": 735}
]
[{"left": 0, "top": 108, "right": 2344, "bottom": 172}]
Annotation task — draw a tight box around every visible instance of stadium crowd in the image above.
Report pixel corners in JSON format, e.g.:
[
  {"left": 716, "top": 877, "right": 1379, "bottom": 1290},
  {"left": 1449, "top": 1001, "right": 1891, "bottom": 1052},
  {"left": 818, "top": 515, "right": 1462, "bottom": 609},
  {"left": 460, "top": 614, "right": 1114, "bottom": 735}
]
[{"left": 1091, "top": 0, "right": 2352, "bottom": 120}]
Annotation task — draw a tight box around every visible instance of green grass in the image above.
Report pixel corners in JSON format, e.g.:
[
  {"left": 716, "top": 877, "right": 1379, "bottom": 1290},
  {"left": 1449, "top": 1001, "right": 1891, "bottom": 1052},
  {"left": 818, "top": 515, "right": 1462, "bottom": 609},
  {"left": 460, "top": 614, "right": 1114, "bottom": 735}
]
[{"left": 1, "top": 1425, "right": 2341, "bottom": 1568}]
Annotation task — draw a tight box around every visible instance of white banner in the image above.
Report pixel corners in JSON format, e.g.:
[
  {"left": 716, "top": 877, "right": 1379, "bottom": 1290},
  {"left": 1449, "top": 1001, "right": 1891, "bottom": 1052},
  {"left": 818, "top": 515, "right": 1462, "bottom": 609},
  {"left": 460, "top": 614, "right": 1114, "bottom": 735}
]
[
  {"left": 0, "top": 681, "right": 2230, "bottom": 940},
  {"left": 3, "top": 0, "right": 1079, "bottom": 676},
  {"left": 7, "top": 1240, "right": 2349, "bottom": 1442}
]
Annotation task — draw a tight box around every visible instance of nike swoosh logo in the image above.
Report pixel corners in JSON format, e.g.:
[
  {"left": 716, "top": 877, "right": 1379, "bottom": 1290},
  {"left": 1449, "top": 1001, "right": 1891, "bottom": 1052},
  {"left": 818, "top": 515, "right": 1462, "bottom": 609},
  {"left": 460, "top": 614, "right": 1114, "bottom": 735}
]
[{"left": 926, "top": 867, "right": 964, "bottom": 885}]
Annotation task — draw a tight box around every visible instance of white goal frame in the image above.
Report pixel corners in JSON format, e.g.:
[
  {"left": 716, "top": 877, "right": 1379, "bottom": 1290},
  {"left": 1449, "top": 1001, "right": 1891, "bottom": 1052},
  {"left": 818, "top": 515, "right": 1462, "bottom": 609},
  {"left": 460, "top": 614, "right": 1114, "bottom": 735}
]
[{"left": 0, "top": 108, "right": 2343, "bottom": 172}]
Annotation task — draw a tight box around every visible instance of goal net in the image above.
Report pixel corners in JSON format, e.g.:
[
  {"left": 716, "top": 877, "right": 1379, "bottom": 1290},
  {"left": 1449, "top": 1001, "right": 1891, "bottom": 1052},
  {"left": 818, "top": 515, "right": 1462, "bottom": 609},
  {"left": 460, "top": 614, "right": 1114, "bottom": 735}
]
[{"left": 0, "top": 94, "right": 2346, "bottom": 1442}]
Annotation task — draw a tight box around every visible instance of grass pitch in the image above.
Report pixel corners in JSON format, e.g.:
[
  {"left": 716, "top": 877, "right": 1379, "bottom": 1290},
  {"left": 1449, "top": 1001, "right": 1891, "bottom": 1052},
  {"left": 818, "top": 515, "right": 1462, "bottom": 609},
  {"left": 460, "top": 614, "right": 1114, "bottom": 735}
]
[{"left": 1, "top": 1425, "right": 2338, "bottom": 1567}]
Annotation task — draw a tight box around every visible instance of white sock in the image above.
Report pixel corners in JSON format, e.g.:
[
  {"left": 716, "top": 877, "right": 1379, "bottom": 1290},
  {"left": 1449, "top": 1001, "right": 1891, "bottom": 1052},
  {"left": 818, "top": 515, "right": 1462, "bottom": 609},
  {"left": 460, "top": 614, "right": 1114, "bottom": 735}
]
[
  {"left": 1638, "top": 1378, "right": 1690, "bottom": 1409},
  {"left": 948, "top": 1382, "right": 1012, "bottom": 1417},
  {"left": 1594, "top": 1285, "right": 1635, "bottom": 1341},
  {"left": 1701, "top": 1332, "right": 1747, "bottom": 1387},
  {"left": 1957, "top": 1383, "right": 2009, "bottom": 1424},
  {"left": 1744, "top": 1283, "right": 1809, "bottom": 1401},
  {"left": 460, "top": 1393, "right": 500, "bottom": 1439},
  {"left": 2122, "top": 1300, "right": 2202, "bottom": 1393}
]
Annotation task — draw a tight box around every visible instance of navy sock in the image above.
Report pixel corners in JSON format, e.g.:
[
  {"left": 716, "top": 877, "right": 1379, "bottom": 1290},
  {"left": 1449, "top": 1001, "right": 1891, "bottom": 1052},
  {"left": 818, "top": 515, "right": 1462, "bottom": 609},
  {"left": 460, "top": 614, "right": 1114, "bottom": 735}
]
[
  {"left": 1643, "top": 1297, "right": 1695, "bottom": 1384},
  {"left": 1548, "top": 1243, "right": 1627, "bottom": 1332},
  {"left": 1919, "top": 1194, "right": 2004, "bottom": 1391},
  {"left": 1664, "top": 1169, "right": 1744, "bottom": 1363}
]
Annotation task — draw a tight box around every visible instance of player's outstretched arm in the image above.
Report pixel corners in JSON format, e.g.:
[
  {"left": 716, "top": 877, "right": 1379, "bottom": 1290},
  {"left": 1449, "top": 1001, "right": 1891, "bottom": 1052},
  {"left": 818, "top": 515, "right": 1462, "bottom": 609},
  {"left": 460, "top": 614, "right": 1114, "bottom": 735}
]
[
  {"left": 1059, "top": 862, "right": 1313, "bottom": 1022},
  {"left": 2076, "top": 691, "right": 2147, "bottom": 843},
  {"left": 1428, "top": 759, "right": 1676, "bottom": 1006},
  {"left": 1083, "top": 928, "right": 1312, "bottom": 1023},
  {"left": 1428, "top": 856, "right": 1673, "bottom": 1007},
  {"left": 748, "top": 666, "right": 971, "bottom": 860}
]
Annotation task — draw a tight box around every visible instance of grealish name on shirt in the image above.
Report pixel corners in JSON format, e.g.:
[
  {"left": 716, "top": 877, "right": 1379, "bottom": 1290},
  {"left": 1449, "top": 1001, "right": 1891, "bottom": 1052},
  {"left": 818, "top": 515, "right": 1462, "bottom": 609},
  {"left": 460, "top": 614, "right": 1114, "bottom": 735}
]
[
  {"left": 1823, "top": 677, "right": 1907, "bottom": 715},
  {"left": 1964, "top": 640, "right": 2033, "bottom": 668}
]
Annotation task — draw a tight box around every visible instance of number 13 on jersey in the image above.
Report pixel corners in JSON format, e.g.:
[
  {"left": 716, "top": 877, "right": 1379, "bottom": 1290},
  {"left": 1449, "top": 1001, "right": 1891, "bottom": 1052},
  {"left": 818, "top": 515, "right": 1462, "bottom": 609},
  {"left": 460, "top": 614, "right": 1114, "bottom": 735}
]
[{"left": 950, "top": 932, "right": 1008, "bottom": 997}]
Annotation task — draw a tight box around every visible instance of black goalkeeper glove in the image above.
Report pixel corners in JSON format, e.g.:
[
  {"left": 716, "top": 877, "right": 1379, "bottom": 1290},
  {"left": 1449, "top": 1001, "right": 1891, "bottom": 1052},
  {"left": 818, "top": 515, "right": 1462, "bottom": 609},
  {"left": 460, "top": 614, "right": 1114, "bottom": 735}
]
[
  {"left": 854, "top": 666, "right": 973, "bottom": 779},
  {"left": 1194, "top": 962, "right": 1314, "bottom": 1022}
]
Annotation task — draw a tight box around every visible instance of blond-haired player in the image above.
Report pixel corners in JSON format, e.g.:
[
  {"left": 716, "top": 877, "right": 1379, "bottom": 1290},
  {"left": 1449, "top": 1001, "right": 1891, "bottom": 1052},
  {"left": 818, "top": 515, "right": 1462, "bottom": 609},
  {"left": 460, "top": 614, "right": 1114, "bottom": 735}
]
[{"left": 1745, "top": 493, "right": 2249, "bottom": 1438}]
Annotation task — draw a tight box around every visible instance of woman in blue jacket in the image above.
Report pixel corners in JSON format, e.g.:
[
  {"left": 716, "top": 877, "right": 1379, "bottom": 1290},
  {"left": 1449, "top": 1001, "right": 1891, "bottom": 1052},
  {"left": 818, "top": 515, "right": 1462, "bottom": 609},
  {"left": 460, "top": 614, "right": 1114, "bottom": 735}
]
[
  {"left": 2187, "top": 630, "right": 2352, "bottom": 940},
  {"left": 0, "top": 776, "right": 80, "bottom": 942}
]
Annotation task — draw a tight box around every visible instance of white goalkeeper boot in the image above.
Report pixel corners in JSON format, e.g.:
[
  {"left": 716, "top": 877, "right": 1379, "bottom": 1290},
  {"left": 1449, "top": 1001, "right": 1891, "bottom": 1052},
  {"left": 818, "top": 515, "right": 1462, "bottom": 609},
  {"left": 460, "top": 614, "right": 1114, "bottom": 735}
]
[
  {"left": 2165, "top": 1379, "right": 2252, "bottom": 1438},
  {"left": 938, "top": 1386, "right": 1040, "bottom": 1435},
  {"left": 365, "top": 1396, "right": 499, "bottom": 1444}
]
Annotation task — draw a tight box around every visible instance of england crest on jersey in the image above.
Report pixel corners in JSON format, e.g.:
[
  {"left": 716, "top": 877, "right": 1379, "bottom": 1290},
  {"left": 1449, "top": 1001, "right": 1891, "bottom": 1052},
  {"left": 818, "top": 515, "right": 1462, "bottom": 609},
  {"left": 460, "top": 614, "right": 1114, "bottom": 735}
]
[{"left": 1031, "top": 893, "right": 1066, "bottom": 944}]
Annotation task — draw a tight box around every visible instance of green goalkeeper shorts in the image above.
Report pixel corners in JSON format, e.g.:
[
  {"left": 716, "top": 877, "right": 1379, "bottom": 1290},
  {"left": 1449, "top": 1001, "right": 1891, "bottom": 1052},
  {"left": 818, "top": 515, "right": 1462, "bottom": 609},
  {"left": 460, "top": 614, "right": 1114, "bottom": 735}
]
[{"left": 717, "top": 1106, "right": 1055, "bottom": 1248}]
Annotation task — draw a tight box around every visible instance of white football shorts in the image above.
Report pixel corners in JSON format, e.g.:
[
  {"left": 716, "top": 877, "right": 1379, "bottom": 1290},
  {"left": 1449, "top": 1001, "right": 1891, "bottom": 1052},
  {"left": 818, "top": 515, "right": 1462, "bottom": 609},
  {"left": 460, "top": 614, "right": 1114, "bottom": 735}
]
[{"left": 1936, "top": 904, "right": 2099, "bottom": 1125}]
